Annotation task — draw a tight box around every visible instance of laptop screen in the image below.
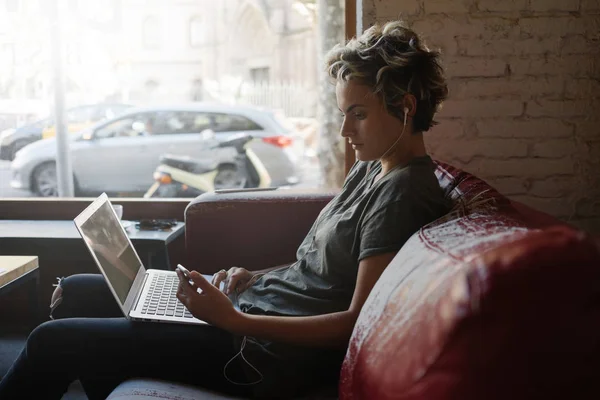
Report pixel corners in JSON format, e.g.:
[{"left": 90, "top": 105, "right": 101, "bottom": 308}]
[{"left": 78, "top": 200, "right": 141, "bottom": 304}]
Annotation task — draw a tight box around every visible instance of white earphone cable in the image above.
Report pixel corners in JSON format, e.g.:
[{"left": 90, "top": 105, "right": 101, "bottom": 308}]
[
  {"left": 378, "top": 108, "right": 409, "bottom": 161},
  {"left": 223, "top": 336, "right": 264, "bottom": 386}
]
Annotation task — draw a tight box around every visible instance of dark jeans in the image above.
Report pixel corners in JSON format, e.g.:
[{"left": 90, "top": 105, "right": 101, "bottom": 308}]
[{"left": 0, "top": 274, "right": 252, "bottom": 400}]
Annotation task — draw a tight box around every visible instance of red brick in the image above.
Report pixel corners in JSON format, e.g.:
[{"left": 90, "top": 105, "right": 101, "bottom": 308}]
[
  {"left": 529, "top": 0, "right": 580, "bottom": 12},
  {"left": 531, "top": 139, "right": 578, "bottom": 158},
  {"left": 467, "top": 157, "right": 575, "bottom": 178},
  {"left": 445, "top": 57, "right": 508, "bottom": 77},
  {"left": 478, "top": 0, "right": 528, "bottom": 12},
  {"left": 527, "top": 100, "right": 588, "bottom": 117},
  {"left": 529, "top": 177, "right": 579, "bottom": 197},
  {"left": 424, "top": 0, "right": 471, "bottom": 14},
  {"left": 476, "top": 119, "right": 574, "bottom": 138},
  {"left": 486, "top": 177, "right": 530, "bottom": 195},
  {"left": 508, "top": 195, "right": 576, "bottom": 218}
]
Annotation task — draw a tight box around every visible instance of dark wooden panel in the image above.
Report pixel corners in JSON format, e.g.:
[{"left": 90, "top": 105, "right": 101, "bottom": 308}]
[{"left": 0, "top": 198, "right": 190, "bottom": 221}]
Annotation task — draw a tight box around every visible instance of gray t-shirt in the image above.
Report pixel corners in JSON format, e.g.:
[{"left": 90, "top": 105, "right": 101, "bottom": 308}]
[
  {"left": 238, "top": 155, "right": 449, "bottom": 318},
  {"left": 234, "top": 155, "right": 450, "bottom": 396}
]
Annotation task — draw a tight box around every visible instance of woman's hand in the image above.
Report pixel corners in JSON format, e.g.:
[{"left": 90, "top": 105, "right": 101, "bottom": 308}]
[
  {"left": 176, "top": 269, "right": 240, "bottom": 328},
  {"left": 211, "top": 266, "right": 256, "bottom": 295}
]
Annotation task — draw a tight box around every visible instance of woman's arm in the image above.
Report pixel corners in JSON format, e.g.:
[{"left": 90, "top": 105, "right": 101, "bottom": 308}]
[
  {"left": 212, "top": 262, "right": 294, "bottom": 294},
  {"left": 177, "top": 252, "right": 397, "bottom": 348}
]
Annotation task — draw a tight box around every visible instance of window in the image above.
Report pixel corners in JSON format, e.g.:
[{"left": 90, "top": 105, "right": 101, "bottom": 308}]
[
  {"left": 189, "top": 16, "right": 204, "bottom": 48},
  {"left": 94, "top": 114, "right": 151, "bottom": 139},
  {"left": 142, "top": 16, "right": 161, "bottom": 49},
  {"left": 211, "top": 114, "right": 262, "bottom": 132},
  {"left": 0, "top": 1, "right": 340, "bottom": 201},
  {"left": 67, "top": 107, "right": 95, "bottom": 124},
  {"left": 171, "top": 112, "right": 212, "bottom": 134}
]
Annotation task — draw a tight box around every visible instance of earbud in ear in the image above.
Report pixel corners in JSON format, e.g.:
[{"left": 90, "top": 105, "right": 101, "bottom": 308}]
[{"left": 403, "top": 107, "right": 409, "bottom": 127}]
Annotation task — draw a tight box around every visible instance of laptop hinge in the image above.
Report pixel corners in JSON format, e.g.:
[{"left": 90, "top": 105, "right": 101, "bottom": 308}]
[{"left": 132, "top": 272, "right": 149, "bottom": 312}]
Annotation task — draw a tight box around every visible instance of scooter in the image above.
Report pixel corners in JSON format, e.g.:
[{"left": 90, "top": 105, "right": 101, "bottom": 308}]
[{"left": 144, "top": 133, "right": 272, "bottom": 198}]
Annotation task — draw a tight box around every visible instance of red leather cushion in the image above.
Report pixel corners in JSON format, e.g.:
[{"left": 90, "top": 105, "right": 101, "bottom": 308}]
[
  {"left": 340, "top": 161, "right": 599, "bottom": 399},
  {"left": 340, "top": 223, "right": 600, "bottom": 400}
]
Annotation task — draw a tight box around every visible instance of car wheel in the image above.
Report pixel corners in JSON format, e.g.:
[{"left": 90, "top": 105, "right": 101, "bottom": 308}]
[
  {"left": 10, "top": 139, "right": 32, "bottom": 160},
  {"left": 214, "top": 165, "right": 244, "bottom": 189},
  {"left": 32, "top": 162, "right": 58, "bottom": 197}
]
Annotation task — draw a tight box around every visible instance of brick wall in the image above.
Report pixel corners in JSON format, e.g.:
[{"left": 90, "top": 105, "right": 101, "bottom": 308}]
[{"left": 360, "top": 0, "right": 600, "bottom": 234}]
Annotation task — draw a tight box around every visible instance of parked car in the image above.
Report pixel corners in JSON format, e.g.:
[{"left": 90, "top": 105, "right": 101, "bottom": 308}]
[
  {"left": 0, "top": 103, "right": 132, "bottom": 161},
  {"left": 10, "top": 103, "right": 301, "bottom": 197}
]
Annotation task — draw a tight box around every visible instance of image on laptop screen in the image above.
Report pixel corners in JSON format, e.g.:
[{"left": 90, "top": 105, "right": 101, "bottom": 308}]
[{"left": 79, "top": 200, "right": 141, "bottom": 304}]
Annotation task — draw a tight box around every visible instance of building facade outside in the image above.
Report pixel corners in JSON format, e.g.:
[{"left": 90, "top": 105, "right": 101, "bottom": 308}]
[{"left": 0, "top": 0, "right": 319, "bottom": 122}]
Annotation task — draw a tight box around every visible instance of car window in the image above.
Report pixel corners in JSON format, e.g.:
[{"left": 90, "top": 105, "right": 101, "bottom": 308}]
[
  {"left": 94, "top": 114, "right": 153, "bottom": 139},
  {"left": 91, "top": 104, "right": 129, "bottom": 121},
  {"left": 268, "top": 110, "right": 293, "bottom": 133},
  {"left": 211, "top": 113, "right": 262, "bottom": 132},
  {"left": 149, "top": 111, "right": 212, "bottom": 135},
  {"left": 67, "top": 107, "right": 95, "bottom": 124}
]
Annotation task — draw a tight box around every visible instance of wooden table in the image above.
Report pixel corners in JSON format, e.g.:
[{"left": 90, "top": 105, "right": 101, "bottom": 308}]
[{"left": 0, "top": 256, "right": 40, "bottom": 326}]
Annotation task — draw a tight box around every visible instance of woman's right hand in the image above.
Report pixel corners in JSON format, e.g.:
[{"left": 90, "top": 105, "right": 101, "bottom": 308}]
[{"left": 211, "top": 267, "right": 255, "bottom": 295}]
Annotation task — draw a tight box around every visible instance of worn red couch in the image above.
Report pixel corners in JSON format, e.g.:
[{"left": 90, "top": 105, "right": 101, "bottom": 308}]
[{"left": 108, "top": 161, "right": 600, "bottom": 399}]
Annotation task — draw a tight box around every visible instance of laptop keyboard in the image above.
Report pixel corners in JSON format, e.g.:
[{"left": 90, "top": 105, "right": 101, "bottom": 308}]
[{"left": 140, "top": 274, "right": 194, "bottom": 318}]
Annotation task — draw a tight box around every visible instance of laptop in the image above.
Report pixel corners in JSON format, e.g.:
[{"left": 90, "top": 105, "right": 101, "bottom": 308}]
[{"left": 74, "top": 192, "right": 207, "bottom": 325}]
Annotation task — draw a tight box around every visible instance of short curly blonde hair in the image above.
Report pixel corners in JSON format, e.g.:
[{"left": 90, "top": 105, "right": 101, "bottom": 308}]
[{"left": 326, "top": 21, "right": 448, "bottom": 133}]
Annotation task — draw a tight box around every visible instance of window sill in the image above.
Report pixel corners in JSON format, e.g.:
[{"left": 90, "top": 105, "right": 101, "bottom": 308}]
[{"left": 0, "top": 197, "right": 190, "bottom": 221}]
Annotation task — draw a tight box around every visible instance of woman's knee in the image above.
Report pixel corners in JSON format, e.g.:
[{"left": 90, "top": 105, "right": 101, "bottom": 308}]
[
  {"left": 26, "top": 320, "right": 65, "bottom": 362},
  {"left": 49, "top": 274, "right": 109, "bottom": 320},
  {"left": 49, "top": 278, "right": 64, "bottom": 319}
]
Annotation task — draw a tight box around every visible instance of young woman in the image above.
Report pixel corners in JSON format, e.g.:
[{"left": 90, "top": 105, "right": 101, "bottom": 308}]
[{"left": 0, "top": 20, "right": 450, "bottom": 399}]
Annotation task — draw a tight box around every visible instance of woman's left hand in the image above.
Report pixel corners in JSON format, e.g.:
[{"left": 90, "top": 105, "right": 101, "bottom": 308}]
[{"left": 176, "top": 269, "right": 240, "bottom": 329}]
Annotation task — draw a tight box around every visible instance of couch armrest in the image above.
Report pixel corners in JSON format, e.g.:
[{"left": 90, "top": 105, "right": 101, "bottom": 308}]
[{"left": 184, "top": 189, "right": 335, "bottom": 274}]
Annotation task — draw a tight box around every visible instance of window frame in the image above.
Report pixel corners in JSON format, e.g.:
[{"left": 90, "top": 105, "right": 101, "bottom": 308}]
[{"left": 0, "top": 0, "right": 357, "bottom": 219}]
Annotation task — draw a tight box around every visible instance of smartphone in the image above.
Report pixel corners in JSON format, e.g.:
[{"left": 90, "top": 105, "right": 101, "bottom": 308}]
[{"left": 175, "top": 264, "right": 193, "bottom": 285}]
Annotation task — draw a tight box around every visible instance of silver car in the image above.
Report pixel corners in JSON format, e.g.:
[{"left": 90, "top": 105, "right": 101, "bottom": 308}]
[{"left": 10, "top": 104, "right": 301, "bottom": 196}]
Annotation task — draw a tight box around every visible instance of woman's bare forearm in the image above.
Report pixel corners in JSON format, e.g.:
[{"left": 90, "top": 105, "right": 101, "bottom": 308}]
[{"left": 224, "top": 309, "right": 356, "bottom": 348}]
